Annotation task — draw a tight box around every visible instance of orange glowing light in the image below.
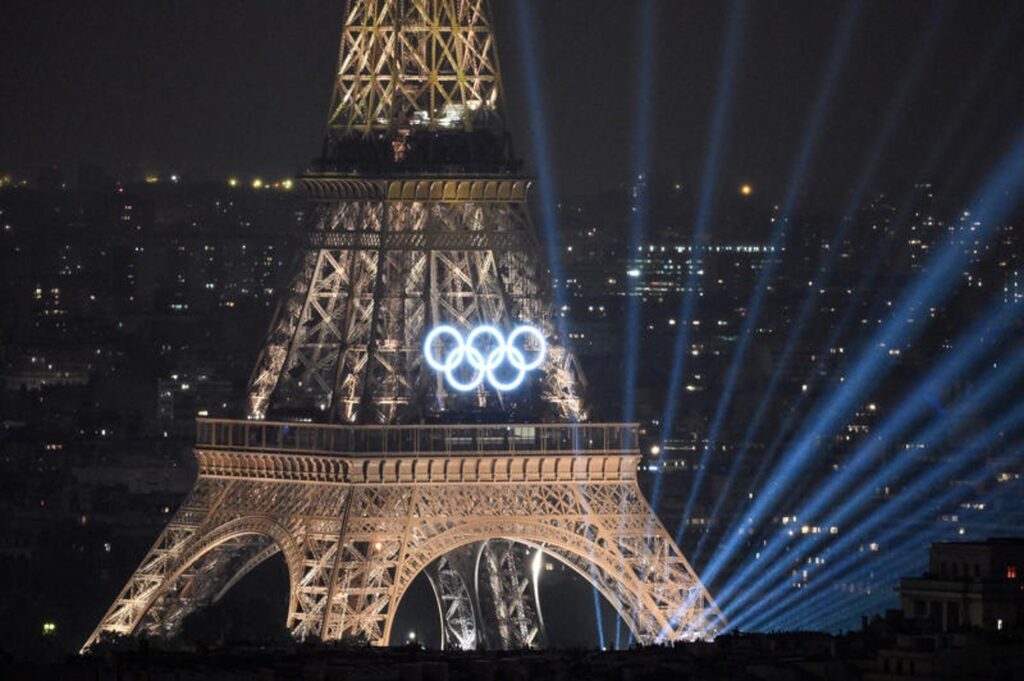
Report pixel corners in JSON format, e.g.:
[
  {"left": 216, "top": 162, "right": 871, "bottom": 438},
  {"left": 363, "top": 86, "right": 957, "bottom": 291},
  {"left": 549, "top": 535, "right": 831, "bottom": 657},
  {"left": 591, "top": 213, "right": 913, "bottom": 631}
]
[{"left": 740, "top": 184, "right": 753, "bottom": 197}]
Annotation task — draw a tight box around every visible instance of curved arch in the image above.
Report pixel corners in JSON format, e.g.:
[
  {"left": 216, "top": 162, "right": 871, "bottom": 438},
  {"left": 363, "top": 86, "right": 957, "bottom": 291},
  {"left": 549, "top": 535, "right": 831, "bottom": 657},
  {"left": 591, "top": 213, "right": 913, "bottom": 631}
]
[
  {"left": 386, "top": 518, "right": 652, "bottom": 646},
  {"left": 131, "top": 515, "right": 304, "bottom": 639},
  {"left": 214, "top": 543, "right": 283, "bottom": 603}
]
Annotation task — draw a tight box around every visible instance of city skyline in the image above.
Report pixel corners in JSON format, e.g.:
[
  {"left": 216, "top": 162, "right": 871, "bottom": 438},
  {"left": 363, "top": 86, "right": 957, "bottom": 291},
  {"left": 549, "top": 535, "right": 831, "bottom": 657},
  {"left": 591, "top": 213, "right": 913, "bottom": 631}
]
[{"left": 1, "top": 0, "right": 1023, "bottom": 669}]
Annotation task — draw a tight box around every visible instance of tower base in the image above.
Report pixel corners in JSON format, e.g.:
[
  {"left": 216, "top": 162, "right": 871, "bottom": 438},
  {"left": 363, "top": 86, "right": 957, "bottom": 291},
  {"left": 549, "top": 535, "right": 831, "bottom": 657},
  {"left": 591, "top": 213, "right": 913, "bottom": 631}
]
[{"left": 84, "top": 419, "right": 724, "bottom": 650}]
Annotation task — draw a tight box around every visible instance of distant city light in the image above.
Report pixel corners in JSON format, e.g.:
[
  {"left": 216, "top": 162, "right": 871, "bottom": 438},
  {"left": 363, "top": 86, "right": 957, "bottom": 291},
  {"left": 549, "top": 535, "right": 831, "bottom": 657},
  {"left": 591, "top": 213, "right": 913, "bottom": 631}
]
[{"left": 1, "top": 0, "right": 1021, "bottom": 656}]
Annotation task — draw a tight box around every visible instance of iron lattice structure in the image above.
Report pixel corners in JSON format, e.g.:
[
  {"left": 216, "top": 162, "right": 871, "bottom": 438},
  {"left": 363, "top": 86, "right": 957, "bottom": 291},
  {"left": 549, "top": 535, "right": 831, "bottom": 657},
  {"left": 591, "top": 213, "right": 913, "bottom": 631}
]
[
  {"left": 425, "top": 551, "right": 479, "bottom": 650},
  {"left": 246, "top": 178, "right": 585, "bottom": 425},
  {"left": 425, "top": 540, "right": 545, "bottom": 650},
  {"left": 329, "top": 0, "right": 502, "bottom": 136},
  {"left": 85, "top": 0, "right": 727, "bottom": 651},
  {"left": 84, "top": 422, "right": 724, "bottom": 648},
  {"left": 477, "top": 540, "right": 543, "bottom": 648}
]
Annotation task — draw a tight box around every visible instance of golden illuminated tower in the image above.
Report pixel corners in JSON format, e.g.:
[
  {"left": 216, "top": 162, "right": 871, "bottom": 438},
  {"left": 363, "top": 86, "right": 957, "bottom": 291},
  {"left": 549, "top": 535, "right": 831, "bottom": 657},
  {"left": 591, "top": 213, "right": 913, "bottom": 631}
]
[{"left": 84, "top": 0, "right": 724, "bottom": 650}]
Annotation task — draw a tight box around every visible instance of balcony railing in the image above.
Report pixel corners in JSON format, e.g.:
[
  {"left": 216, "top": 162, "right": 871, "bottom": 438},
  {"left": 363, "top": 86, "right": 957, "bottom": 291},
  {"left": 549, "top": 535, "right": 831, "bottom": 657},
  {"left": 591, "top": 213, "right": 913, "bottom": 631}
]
[{"left": 195, "top": 418, "right": 638, "bottom": 459}]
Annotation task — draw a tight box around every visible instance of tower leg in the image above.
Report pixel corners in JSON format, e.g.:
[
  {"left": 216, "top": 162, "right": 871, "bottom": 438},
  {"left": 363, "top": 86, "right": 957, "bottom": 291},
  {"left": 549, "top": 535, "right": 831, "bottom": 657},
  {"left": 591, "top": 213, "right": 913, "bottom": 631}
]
[
  {"left": 426, "top": 551, "right": 478, "bottom": 650},
  {"left": 477, "top": 540, "right": 544, "bottom": 649},
  {"left": 82, "top": 478, "right": 314, "bottom": 650},
  {"left": 85, "top": 433, "right": 725, "bottom": 652}
]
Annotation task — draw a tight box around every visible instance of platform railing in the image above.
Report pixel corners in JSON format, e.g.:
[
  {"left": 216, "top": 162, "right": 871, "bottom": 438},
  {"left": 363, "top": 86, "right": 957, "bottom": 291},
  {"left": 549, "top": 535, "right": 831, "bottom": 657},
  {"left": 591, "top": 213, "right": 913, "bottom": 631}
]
[{"left": 195, "top": 418, "right": 639, "bottom": 459}]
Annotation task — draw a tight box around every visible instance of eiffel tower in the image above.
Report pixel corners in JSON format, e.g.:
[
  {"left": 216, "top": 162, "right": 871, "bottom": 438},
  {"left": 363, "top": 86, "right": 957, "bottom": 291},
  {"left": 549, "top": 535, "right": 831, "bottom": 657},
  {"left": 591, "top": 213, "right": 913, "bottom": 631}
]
[{"left": 84, "top": 0, "right": 725, "bottom": 650}]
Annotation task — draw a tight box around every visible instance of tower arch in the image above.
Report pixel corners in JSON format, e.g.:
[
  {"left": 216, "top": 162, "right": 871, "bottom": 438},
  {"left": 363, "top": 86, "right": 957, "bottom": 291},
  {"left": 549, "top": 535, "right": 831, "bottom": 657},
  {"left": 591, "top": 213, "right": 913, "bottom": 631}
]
[
  {"left": 387, "top": 522, "right": 650, "bottom": 646},
  {"left": 85, "top": 514, "right": 304, "bottom": 646}
]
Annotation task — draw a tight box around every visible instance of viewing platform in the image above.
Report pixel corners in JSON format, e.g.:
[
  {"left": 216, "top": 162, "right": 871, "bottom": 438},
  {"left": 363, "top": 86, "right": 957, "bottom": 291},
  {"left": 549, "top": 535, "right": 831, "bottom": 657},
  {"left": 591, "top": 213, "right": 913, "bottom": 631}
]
[{"left": 193, "top": 418, "right": 641, "bottom": 484}]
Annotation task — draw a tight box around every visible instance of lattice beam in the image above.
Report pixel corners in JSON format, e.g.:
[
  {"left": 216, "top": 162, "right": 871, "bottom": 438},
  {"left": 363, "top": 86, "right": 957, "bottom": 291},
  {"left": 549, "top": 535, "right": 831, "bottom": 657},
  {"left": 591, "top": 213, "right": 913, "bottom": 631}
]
[
  {"left": 426, "top": 551, "right": 478, "bottom": 650},
  {"left": 246, "top": 197, "right": 585, "bottom": 423},
  {"left": 330, "top": 0, "right": 502, "bottom": 137},
  {"left": 84, "top": 445, "right": 725, "bottom": 651}
]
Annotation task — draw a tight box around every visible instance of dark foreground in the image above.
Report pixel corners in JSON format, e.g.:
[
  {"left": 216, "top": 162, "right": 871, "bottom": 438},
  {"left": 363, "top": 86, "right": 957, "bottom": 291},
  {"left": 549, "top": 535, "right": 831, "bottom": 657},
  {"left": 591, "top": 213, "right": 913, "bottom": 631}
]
[{"left": 4, "top": 629, "right": 1024, "bottom": 681}]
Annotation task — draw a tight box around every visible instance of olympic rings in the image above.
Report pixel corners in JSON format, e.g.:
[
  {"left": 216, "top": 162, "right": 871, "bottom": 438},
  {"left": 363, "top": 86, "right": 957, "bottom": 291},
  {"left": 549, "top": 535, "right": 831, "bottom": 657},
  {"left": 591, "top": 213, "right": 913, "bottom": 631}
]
[{"left": 423, "top": 324, "right": 547, "bottom": 392}]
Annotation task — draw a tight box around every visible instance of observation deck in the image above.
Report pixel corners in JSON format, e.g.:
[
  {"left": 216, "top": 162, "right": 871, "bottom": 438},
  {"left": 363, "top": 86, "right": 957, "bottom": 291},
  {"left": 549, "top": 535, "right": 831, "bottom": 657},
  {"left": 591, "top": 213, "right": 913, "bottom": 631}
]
[{"left": 194, "top": 418, "right": 641, "bottom": 485}]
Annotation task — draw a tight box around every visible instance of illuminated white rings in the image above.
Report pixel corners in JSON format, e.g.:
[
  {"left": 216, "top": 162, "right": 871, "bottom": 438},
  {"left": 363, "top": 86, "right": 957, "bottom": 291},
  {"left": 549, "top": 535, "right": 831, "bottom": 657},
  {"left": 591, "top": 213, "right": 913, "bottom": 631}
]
[{"left": 424, "top": 324, "right": 547, "bottom": 392}]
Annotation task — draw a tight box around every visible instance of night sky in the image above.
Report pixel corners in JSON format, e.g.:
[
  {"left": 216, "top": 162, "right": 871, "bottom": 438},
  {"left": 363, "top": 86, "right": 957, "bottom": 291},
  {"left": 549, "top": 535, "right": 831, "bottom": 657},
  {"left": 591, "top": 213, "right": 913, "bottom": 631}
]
[{"left": 2, "top": 0, "right": 1023, "bottom": 206}]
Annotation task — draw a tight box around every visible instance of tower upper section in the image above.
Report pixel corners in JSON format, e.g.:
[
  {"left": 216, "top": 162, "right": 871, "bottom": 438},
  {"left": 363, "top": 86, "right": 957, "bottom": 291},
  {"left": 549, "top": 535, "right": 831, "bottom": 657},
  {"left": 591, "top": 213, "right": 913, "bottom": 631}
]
[{"left": 318, "top": 0, "right": 517, "bottom": 176}]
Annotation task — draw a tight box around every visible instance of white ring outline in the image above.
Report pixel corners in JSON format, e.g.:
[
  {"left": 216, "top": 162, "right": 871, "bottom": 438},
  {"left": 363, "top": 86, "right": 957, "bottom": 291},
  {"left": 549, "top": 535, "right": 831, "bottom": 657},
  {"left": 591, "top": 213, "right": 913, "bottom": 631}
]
[
  {"left": 507, "top": 325, "right": 547, "bottom": 371},
  {"left": 423, "top": 324, "right": 547, "bottom": 392}
]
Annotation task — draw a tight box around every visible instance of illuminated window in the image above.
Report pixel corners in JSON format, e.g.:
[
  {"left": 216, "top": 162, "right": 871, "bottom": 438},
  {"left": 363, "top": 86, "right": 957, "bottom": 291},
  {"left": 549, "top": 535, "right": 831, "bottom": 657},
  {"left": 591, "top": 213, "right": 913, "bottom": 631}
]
[{"left": 1008, "top": 565, "right": 1018, "bottom": 580}]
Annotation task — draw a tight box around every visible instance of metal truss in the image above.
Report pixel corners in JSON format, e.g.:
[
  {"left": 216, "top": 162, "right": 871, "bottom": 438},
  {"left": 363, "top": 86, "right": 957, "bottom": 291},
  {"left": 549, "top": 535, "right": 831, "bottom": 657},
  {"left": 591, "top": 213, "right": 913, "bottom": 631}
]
[
  {"left": 88, "top": 0, "right": 725, "bottom": 656},
  {"left": 246, "top": 192, "right": 586, "bottom": 424},
  {"left": 304, "top": 228, "right": 537, "bottom": 253},
  {"left": 427, "top": 540, "right": 546, "bottom": 651},
  {"left": 84, "top": 435, "right": 726, "bottom": 650},
  {"left": 330, "top": 0, "right": 502, "bottom": 137},
  {"left": 426, "top": 550, "right": 478, "bottom": 650},
  {"left": 477, "top": 540, "right": 542, "bottom": 649}
]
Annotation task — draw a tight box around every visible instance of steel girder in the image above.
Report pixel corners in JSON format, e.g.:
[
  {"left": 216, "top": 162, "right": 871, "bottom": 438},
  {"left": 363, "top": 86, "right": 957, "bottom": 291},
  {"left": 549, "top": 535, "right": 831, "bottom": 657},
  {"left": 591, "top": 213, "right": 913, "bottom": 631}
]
[
  {"left": 330, "top": 0, "right": 502, "bottom": 136},
  {"left": 246, "top": 197, "right": 586, "bottom": 424},
  {"left": 83, "top": 455, "right": 726, "bottom": 650},
  {"left": 426, "top": 550, "right": 478, "bottom": 650}
]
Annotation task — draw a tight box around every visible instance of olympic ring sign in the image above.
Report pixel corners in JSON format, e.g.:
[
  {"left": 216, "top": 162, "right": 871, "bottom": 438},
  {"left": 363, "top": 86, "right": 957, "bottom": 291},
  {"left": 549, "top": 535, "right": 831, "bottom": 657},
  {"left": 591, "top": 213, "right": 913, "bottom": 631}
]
[{"left": 423, "top": 324, "right": 547, "bottom": 392}]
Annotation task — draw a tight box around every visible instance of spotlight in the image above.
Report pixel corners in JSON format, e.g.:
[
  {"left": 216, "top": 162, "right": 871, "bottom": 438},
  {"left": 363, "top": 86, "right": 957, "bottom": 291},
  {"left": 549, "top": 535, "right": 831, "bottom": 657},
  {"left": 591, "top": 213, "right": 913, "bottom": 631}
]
[
  {"left": 651, "top": 0, "right": 748, "bottom": 516},
  {"left": 663, "top": 0, "right": 859, "bottom": 538}
]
